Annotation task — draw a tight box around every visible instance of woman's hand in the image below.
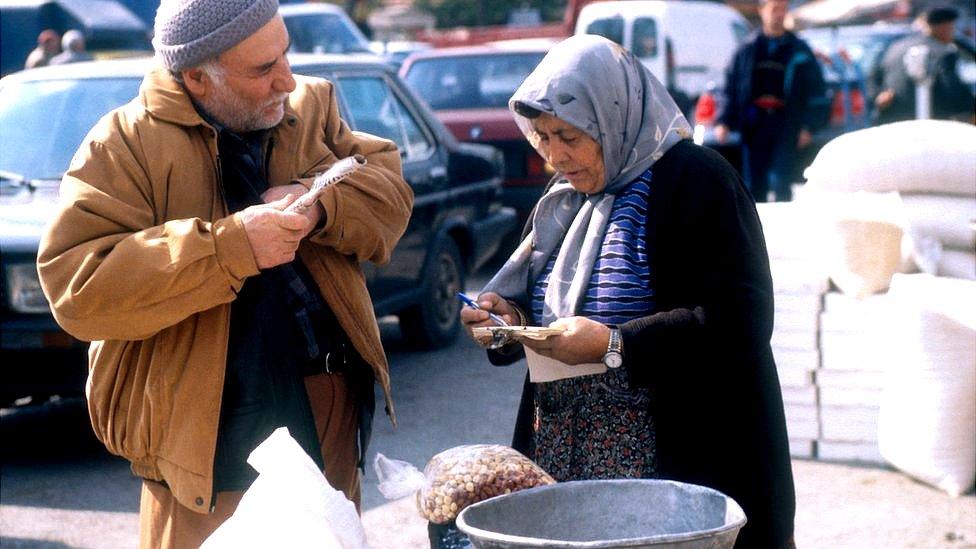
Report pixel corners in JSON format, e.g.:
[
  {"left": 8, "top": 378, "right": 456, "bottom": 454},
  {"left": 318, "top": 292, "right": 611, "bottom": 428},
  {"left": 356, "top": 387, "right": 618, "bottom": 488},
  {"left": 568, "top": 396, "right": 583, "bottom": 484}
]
[
  {"left": 460, "top": 292, "right": 520, "bottom": 341},
  {"left": 521, "top": 316, "right": 610, "bottom": 365}
]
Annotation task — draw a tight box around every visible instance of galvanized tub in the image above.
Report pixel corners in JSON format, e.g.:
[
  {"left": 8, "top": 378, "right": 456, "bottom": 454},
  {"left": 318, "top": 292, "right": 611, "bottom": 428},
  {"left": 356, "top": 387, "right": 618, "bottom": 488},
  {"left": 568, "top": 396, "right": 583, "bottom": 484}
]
[{"left": 455, "top": 479, "right": 746, "bottom": 549}]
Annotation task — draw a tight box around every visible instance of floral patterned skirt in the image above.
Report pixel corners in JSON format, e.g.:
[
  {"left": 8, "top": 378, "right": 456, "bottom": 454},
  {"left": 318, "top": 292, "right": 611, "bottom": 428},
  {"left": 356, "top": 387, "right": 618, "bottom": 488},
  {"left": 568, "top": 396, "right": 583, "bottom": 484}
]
[{"left": 532, "top": 367, "right": 657, "bottom": 481}]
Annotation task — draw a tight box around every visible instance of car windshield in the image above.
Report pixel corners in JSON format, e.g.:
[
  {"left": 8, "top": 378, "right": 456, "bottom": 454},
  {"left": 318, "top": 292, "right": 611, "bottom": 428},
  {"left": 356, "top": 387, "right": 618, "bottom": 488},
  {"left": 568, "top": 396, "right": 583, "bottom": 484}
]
[
  {"left": 585, "top": 16, "right": 625, "bottom": 47},
  {"left": 0, "top": 77, "right": 142, "bottom": 181},
  {"left": 403, "top": 52, "right": 545, "bottom": 110},
  {"left": 284, "top": 13, "right": 371, "bottom": 54}
]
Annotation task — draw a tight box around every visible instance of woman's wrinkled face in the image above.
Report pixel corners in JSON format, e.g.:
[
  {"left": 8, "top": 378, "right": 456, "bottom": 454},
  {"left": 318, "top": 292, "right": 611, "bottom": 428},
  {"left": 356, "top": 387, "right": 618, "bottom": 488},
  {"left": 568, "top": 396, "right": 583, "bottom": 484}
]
[{"left": 531, "top": 113, "right": 605, "bottom": 194}]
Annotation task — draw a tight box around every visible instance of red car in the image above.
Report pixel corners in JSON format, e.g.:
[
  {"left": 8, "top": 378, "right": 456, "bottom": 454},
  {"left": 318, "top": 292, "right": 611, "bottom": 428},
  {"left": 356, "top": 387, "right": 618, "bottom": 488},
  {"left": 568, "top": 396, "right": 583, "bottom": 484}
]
[{"left": 400, "top": 42, "right": 553, "bottom": 229}]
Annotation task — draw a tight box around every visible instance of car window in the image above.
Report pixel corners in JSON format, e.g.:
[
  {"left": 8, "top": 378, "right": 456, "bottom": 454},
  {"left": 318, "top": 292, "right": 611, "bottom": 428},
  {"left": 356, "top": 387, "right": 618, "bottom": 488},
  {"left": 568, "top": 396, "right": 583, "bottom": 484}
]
[
  {"left": 585, "top": 16, "right": 625, "bottom": 47},
  {"left": 0, "top": 78, "right": 141, "bottom": 180},
  {"left": 632, "top": 17, "right": 658, "bottom": 58},
  {"left": 283, "top": 13, "right": 370, "bottom": 54},
  {"left": 335, "top": 75, "right": 432, "bottom": 160},
  {"left": 402, "top": 52, "right": 545, "bottom": 110}
]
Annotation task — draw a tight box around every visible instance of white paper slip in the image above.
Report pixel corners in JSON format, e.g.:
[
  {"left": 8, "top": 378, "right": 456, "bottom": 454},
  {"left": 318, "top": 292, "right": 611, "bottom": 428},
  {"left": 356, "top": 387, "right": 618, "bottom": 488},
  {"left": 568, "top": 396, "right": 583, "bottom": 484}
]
[{"left": 523, "top": 346, "right": 606, "bottom": 383}]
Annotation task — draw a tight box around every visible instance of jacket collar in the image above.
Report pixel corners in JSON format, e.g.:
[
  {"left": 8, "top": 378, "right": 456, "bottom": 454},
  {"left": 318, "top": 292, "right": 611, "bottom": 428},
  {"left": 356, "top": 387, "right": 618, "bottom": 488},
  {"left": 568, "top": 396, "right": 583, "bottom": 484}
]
[{"left": 140, "top": 66, "right": 300, "bottom": 131}]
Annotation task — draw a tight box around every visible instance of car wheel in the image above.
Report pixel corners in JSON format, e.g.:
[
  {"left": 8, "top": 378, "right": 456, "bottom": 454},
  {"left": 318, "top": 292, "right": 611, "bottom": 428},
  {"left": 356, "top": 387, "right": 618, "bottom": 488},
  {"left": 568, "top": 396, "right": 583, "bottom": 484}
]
[{"left": 399, "top": 238, "right": 465, "bottom": 349}]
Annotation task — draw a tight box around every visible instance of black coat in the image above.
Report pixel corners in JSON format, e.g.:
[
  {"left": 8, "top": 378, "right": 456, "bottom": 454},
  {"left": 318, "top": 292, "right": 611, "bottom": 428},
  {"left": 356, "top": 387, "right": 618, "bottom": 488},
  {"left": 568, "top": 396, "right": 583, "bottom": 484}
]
[
  {"left": 493, "top": 140, "right": 795, "bottom": 548},
  {"left": 716, "top": 31, "right": 829, "bottom": 145}
]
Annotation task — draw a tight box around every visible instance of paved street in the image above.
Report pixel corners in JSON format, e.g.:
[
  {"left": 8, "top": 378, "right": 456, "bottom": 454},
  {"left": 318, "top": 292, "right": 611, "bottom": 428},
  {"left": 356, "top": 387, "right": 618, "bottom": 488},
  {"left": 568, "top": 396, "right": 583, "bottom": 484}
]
[{"left": 1, "top": 267, "right": 974, "bottom": 548}]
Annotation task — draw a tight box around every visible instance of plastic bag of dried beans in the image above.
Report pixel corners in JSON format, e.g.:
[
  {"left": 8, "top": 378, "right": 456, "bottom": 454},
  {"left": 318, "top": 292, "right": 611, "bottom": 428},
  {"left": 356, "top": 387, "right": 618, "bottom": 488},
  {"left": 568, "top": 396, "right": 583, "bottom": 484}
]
[{"left": 374, "top": 445, "right": 555, "bottom": 524}]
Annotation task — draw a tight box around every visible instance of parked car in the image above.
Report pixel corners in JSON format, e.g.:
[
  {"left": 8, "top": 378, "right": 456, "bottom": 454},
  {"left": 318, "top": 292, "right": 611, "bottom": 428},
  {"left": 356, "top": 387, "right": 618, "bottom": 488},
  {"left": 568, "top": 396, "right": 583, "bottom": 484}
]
[
  {"left": 368, "top": 40, "right": 433, "bottom": 69},
  {"left": 400, "top": 42, "right": 551, "bottom": 228},
  {"left": 0, "top": 54, "right": 515, "bottom": 406},
  {"left": 279, "top": 3, "right": 372, "bottom": 55}
]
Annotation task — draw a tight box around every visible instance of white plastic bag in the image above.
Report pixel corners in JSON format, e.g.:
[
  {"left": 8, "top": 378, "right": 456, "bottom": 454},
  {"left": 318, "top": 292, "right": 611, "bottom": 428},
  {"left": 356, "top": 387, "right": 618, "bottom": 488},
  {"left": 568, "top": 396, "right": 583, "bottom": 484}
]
[{"left": 202, "top": 427, "right": 370, "bottom": 549}]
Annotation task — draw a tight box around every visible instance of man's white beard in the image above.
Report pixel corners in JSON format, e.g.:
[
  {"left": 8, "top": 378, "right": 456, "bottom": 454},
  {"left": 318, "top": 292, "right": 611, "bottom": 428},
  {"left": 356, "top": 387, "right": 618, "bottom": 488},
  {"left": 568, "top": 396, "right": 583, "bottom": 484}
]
[{"left": 200, "top": 84, "right": 288, "bottom": 133}]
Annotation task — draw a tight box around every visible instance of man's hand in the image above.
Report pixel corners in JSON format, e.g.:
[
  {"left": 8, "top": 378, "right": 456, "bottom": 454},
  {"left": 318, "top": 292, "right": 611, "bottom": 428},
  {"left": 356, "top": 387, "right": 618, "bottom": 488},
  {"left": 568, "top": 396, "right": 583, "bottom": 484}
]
[
  {"left": 875, "top": 89, "right": 895, "bottom": 110},
  {"left": 714, "top": 124, "right": 730, "bottom": 144},
  {"left": 796, "top": 128, "right": 812, "bottom": 150},
  {"left": 520, "top": 317, "right": 610, "bottom": 365},
  {"left": 239, "top": 195, "right": 311, "bottom": 269},
  {"left": 261, "top": 183, "right": 325, "bottom": 230}
]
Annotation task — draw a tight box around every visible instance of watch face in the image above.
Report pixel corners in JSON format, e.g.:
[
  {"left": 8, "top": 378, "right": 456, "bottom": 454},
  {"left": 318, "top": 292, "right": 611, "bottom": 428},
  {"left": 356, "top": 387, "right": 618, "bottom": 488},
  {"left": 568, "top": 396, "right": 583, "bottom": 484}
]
[{"left": 604, "top": 351, "right": 623, "bottom": 369}]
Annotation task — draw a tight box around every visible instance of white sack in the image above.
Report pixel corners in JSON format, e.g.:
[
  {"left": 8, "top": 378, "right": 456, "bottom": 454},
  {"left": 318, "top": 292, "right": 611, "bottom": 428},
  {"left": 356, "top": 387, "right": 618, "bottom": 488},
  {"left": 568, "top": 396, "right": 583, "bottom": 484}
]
[
  {"left": 939, "top": 249, "right": 976, "bottom": 280},
  {"left": 801, "top": 191, "right": 907, "bottom": 298},
  {"left": 878, "top": 274, "right": 976, "bottom": 497},
  {"left": 202, "top": 427, "right": 369, "bottom": 549},
  {"left": 756, "top": 202, "right": 826, "bottom": 261},
  {"left": 900, "top": 194, "right": 976, "bottom": 252},
  {"left": 803, "top": 120, "right": 976, "bottom": 197}
]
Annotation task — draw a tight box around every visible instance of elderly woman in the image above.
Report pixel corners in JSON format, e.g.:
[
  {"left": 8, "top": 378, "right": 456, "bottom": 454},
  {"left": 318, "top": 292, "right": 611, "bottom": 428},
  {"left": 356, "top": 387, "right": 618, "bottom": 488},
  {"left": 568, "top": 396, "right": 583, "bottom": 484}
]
[{"left": 461, "top": 35, "right": 794, "bottom": 548}]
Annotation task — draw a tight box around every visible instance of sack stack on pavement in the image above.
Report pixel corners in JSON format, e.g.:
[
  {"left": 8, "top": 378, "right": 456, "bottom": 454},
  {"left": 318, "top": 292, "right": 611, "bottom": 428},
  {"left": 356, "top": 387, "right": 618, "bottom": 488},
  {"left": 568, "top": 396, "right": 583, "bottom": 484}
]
[
  {"left": 803, "top": 119, "right": 976, "bottom": 281},
  {"left": 785, "top": 119, "right": 976, "bottom": 493},
  {"left": 816, "top": 290, "right": 894, "bottom": 463},
  {"left": 756, "top": 202, "right": 828, "bottom": 459}
]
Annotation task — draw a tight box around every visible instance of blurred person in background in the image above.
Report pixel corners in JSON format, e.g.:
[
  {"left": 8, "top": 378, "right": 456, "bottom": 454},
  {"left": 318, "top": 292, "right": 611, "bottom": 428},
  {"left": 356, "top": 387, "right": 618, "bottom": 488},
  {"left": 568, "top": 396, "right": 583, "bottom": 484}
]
[
  {"left": 24, "top": 29, "right": 61, "bottom": 69},
  {"left": 36, "top": 0, "right": 412, "bottom": 546},
  {"left": 49, "top": 30, "right": 93, "bottom": 65},
  {"left": 463, "top": 35, "right": 795, "bottom": 548},
  {"left": 714, "top": 0, "right": 827, "bottom": 202},
  {"left": 869, "top": 5, "right": 976, "bottom": 125}
]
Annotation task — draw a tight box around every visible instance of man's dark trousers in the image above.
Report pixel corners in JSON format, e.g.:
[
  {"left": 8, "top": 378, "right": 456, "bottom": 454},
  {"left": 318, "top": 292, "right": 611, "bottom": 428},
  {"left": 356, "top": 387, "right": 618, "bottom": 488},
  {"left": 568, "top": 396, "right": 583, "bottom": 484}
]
[{"left": 743, "top": 110, "right": 795, "bottom": 203}]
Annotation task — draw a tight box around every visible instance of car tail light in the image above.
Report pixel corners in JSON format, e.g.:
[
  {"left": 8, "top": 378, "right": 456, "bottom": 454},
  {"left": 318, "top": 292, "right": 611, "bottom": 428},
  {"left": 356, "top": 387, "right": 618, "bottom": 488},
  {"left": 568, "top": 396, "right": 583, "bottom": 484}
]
[
  {"left": 849, "top": 88, "right": 865, "bottom": 117},
  {"left": 830, "top": 91, "right": 845, "bottom": 126},
  {"left": 695, "top": 91, "right": 717, "bottom": 126},
  {"left": 526, "top": 151, "right": 548, "bottom": 179},
  {"left": 831, "top": 88, "right": 867, "bottom": 126}
]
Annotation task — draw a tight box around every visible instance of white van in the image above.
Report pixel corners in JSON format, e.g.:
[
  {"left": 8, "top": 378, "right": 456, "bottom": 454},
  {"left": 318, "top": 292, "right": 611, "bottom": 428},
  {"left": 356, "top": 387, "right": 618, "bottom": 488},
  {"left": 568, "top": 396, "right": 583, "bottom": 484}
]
[{"left": 574, "top": 1, "right": 751, "bottom": 102}]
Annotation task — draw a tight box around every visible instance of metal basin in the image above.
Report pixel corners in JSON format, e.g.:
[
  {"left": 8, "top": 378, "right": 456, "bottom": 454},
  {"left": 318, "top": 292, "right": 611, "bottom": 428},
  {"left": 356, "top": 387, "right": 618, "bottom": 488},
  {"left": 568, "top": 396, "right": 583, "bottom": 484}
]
[{"left": 455, "top": 479, "right": 746, "bottom": 549}]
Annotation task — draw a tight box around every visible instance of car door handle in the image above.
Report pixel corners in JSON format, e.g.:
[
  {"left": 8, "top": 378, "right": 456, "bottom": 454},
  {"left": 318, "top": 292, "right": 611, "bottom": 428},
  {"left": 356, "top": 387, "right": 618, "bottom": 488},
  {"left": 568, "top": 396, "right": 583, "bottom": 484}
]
[{"left": 429, "top": 166, "right": 447, "bottom": 180}]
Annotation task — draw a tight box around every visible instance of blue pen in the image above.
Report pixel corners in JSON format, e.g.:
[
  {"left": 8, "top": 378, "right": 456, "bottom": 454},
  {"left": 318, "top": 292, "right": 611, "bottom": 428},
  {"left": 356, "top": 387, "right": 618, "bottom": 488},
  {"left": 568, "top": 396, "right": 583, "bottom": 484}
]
[{"left": 456, "top": 292, "right": 510, "bottom": 326}]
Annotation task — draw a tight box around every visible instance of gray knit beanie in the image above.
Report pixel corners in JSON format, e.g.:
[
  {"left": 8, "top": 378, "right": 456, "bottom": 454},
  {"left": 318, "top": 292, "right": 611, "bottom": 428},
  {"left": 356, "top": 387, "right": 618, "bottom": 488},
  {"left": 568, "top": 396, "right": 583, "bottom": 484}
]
[{"left": 153, "top": 0, "right": 279, "bottom": 72}]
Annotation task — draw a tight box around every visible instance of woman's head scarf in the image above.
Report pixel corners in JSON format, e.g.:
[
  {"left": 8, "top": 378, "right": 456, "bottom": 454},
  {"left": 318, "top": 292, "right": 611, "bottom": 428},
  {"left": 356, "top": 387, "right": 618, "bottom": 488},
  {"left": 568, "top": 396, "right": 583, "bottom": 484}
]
[{"left": 483, "top": 35, "right": 691, "bottom": 325}]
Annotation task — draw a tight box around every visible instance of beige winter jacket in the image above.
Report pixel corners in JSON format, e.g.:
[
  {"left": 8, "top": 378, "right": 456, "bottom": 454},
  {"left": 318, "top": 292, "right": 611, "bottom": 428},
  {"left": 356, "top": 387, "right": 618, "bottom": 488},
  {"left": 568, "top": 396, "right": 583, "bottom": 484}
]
[{"left": 37, "top": 67, "right": 413, "bottom": 512}]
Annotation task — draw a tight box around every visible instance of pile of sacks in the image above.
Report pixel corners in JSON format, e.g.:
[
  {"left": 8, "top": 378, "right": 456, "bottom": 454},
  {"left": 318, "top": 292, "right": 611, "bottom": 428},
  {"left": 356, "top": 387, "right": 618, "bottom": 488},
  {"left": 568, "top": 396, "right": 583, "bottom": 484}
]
[
  {"left": 798, "top": 119, "right": 976, "bottom": 495},
  {"left": 802, "top": 119, "right": 975, "bottom": 285},
  {"left": 756, "top": 202, "right": 828, "bottom": 459}
]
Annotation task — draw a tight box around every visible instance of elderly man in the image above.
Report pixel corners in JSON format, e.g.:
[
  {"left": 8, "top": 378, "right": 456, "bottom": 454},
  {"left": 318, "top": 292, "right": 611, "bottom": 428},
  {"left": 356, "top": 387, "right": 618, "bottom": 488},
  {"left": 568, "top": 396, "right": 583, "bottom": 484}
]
[
  {"left": 714, "top": 0, "right": 827, "bottom": 203},
  {"left": 36, "top": 0, "right": 413, "bottom": 546}
]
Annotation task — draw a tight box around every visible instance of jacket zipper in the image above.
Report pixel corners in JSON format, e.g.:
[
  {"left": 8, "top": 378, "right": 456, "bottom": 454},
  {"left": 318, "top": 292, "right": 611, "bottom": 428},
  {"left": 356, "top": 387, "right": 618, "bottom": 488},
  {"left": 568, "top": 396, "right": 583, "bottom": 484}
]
[
  {"left": 210, "top": 129, "right": 225, "bottom": 513},
  {"left": 215, "top": 153, "right": 227, "bottom": 214}
]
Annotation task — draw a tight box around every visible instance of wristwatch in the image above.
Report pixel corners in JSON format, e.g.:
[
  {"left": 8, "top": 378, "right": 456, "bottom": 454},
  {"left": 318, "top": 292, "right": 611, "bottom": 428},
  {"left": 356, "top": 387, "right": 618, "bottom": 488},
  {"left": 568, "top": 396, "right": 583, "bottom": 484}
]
[{"left": 603, "top": 326, "right": 623, "bottom": 369}]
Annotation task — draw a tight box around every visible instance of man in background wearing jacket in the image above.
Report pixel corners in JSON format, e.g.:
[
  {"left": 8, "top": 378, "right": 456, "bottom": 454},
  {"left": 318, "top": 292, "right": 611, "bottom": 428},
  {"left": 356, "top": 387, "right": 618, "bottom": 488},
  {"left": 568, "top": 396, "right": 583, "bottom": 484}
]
[
  {"left": 869, "top": 5, "right": 975, "bottom": 125},
  {"left": 36, "top": 0, "right": 413, "bottom": 546},
  {"left": 715, "top": 0, "right": 827, "bottom": 202}
]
